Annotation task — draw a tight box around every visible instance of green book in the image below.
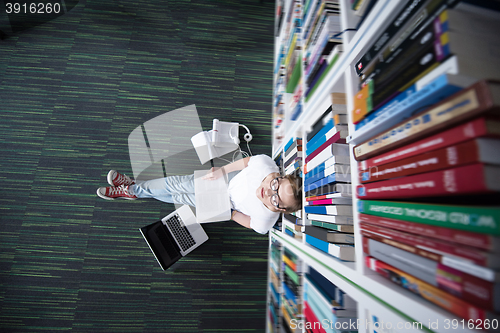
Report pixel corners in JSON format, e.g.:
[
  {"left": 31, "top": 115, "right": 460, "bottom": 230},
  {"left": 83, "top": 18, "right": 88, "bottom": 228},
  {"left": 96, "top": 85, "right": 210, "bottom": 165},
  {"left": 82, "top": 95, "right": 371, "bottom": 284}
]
[
  {"left": 284, "top": 265, "right": 299, "bottom": 286},
  {"left": 358, "top": 200, "right": 500, "bottom": 236},
  {"left": 311, "top": 220, "right": 354, "bottom": 233},
  {"left": 286, "top": 60, "right": 302, "bottom": 94}
]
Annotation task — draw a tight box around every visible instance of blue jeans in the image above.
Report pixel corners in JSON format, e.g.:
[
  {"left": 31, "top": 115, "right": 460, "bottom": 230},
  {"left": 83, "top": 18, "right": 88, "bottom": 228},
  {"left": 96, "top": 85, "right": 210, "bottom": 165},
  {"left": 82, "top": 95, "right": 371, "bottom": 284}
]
[{"left": 129, "top": 174, "right": 196, "bottom": 207}]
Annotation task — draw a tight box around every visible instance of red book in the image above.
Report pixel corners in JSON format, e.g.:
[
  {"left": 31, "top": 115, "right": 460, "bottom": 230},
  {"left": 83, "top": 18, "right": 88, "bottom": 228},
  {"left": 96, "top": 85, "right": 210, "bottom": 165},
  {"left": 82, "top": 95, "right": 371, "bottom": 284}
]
[
  {"left": 304, "top": 131, "right": 341, "bottom": 164},
  {"left": 359, "top": 213, "right": 500, "bottom": 252},
  {"left": 360, "top": 138, "right": 500, "bottom": 183},
  {"left": 303, "top": 301, "right": 327, "bottom": 333},
  {"left": 360, "top": 222, "right": 500, "bottom": 268},
  {"left": 358, "top": 116, "right": 500, "bottom": 172},
  {"left": 361, "top": 234, "right": 499, "bottom": 312},
  {"left": 307, "top": 198, "right": 352, "bottom": 206},
  {"left": 356, "top": 163, "right": 500, "bottom": 199},
  {"left": 365, "top": 256, "right": 500, "bottom": 327}
]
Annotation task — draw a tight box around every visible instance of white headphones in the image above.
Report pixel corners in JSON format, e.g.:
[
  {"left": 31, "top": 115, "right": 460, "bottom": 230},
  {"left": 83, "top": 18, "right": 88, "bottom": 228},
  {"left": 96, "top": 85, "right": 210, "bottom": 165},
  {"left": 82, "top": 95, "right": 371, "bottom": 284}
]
[{"left": 230, "top": 124, "right": 252, "bottom": 145}]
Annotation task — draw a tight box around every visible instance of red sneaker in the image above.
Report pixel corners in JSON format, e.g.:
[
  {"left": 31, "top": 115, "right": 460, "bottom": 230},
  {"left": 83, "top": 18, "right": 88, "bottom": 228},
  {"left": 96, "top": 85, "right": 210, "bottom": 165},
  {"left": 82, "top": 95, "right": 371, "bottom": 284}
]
[
  {"left": 107, "top": 170, "right": 135, "bottom": 186},
  {"left": 96, "top": 185, "right": 137, "bottom": 200}
]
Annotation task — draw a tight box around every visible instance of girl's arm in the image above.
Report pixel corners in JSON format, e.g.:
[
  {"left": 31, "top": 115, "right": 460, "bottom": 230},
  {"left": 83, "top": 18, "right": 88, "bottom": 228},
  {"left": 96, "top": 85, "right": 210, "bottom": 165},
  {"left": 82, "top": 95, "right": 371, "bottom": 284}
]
[
  {"left": 231, "top": 210, "right": 252, "bottom": 229},
  {"left": 203, "top": 156, "right": 251, "bottom": 180}
]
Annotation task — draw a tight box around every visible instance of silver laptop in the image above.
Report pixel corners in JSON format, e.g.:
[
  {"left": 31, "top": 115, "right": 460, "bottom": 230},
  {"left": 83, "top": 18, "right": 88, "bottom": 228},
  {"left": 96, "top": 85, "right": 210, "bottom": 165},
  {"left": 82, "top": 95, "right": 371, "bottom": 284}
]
[
  {"left": 194, "top": 169, "right": 232, "bottom": 223},
  {"left": 139, "top": 205, "right": 209, "bottom": 270}
]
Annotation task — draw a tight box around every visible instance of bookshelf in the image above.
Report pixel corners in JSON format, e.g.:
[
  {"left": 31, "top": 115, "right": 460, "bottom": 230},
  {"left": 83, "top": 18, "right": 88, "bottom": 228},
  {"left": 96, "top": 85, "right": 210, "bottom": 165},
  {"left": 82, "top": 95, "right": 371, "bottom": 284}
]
[{"left": 268, "top": 0, "right": 500, "bottom": 332}]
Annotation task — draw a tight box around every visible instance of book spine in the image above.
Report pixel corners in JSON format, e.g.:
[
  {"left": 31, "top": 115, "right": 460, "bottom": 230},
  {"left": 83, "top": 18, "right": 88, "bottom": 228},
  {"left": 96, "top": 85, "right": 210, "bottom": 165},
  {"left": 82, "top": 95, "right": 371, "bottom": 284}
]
[
  {"left": 360, "top": 221, "right": 495, "bottom": 267},
  {"left": 365, "top": 256, "right": 495, "bottom": 326},
  {"left": 359, "top": 139, "right": 487, "bottom": 183},
  {"left": 359, "top": 213, "right": 498, "bottom": 252},
  {"left": 306, "top": 234, "right": 329, "bottom": 253},
  {"left": 351, "top": 55, "right": 466, "bottom": 142},
  {"left": 305, "top": 173, "right": 348, "bottom": 194},
  {"left": 362, "top": 236, "right": 498, "bottom": 312},
  {"left": 358, "top": 199, "right": 500, "bottom": 236},
  {"left": 304, "top": 146, "right": 350, "bottom": 174},
  {"left": 304, "top": 301, "right": 328, "bottom": 333},
  {"left": 358, "top": 116, "right": 497, "bottom": 171},
  {"left": 355, "top": 0, "right": 431, "bottom": 76},
  {"left": 354, "top": 80, "right": 500, "bottom": 161},
  {"left": 356, "top": 163, "right": 494, "bottom": 200},
  {"left": 306, "top": 118, "right": 334, "bottom": 152}
]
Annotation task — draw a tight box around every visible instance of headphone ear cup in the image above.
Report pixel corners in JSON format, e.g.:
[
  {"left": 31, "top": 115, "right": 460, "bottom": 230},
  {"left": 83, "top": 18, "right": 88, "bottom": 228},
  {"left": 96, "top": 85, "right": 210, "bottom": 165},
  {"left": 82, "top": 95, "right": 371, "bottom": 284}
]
[{"left": 243, "top": 133, "right": 252, "bottom": 142}]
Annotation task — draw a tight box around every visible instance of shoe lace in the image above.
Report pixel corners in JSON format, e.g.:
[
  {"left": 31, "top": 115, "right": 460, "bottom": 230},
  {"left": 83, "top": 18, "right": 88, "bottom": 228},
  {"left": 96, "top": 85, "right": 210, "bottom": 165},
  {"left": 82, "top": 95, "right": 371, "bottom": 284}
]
[
  {"left": 110, "top": 185, "right": 129, "bottom": 196},
  {"left": 115, "top": 173, "right": 129, "bottom": 185}
]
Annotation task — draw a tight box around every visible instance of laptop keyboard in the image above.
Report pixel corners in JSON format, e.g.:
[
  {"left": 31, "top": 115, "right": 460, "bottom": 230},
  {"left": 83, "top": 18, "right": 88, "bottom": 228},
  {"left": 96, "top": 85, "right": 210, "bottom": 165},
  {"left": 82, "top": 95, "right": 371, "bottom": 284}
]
[{"left": 165, "top": 214, "right": 196, "bottom": 252}]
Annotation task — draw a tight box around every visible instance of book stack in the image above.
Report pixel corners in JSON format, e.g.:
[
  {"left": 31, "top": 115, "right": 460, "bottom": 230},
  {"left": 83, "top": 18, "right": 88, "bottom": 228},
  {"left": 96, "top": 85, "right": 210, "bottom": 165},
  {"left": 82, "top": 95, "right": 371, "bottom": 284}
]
[
  {"left": 303, "top": 266, "right": 357, "bottom": 333},
  {"left": 349, "top": 1, "right": 500, "bottom": 146},
  {"left": 282, "top": 248, "right": 304, "bottom": 333},
  {"left": 283, "top": 213, "right": 304, "bottom": 240},
  {"left": 348, "top": 2, "right": 500, "bottom": 325},
  {"left": 302, "top": 0, "right": 343, "bottom": 100},
  {"left": 303, "top": 93, "right": 354, "bottom": 261},
  {"left": 268, "top": 239, "right": 282, "bottom": 333},
  {"left": 285, "top": 0, "right": 303, "bottom": 95},
  {"left": 284, "top": 136, "right": 303, "bottom": 176}
]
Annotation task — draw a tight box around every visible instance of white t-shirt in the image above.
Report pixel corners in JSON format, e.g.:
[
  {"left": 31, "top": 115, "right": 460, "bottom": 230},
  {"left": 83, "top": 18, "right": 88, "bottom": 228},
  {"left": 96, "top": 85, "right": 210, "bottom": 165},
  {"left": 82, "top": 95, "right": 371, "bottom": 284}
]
[{"left": 228, "top": 155, "right": 280, "bottom": 234}]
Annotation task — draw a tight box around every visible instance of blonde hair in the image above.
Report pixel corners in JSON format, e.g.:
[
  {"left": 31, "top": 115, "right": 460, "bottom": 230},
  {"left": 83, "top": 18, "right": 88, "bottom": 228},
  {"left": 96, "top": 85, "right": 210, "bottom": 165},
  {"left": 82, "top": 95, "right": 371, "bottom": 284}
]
[{"left": 283, "top": 173, "right": 302, "bottom": 213}]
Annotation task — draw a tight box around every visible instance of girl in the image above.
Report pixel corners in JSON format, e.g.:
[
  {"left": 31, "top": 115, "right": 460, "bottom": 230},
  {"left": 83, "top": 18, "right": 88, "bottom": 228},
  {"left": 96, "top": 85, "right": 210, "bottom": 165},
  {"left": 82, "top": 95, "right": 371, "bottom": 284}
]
[{"left": 97, "top": 155, "right": 302, "bottom": 234}]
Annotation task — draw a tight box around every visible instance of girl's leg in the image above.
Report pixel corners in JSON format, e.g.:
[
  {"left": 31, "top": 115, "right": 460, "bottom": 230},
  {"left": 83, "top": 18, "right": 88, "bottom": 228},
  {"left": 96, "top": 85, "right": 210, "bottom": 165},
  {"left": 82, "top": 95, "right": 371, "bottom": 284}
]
[{"left": 129, "top": 174, "right": 196, "bottom": 207}]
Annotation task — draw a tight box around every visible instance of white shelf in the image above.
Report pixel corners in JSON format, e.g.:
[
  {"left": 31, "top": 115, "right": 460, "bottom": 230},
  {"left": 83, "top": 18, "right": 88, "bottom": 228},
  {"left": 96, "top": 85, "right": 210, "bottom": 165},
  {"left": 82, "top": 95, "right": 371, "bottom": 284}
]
[{"left": 268, "top": 1, "right": 493, "bottom": 332}]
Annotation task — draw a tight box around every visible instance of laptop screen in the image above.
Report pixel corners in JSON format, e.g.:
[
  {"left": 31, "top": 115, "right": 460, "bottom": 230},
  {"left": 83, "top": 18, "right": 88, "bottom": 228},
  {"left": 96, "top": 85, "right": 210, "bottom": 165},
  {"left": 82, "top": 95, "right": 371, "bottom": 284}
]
[{"left": 140, "top": 221, "right": 182, "bottom": 270}]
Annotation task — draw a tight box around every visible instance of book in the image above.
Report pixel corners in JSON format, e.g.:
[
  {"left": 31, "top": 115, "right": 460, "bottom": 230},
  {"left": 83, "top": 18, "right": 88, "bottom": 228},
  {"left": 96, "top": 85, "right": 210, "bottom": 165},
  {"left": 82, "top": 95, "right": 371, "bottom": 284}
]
[
  {"left": 305, "top": 44, "right": 343, "bottom": 100},
  {"left": 359, "top": 213, "right": 500, "bottom": 252},
  {"left": 353, "top": 17, "right": 447, "bottom": 124},
  {"left": 362, "top": 236, "right": 500, "bottom": 312},
  {"left": 357, "top": 199, "right": 500, "bottom": 236},
  {"left": 304, "top": 205, "right": 352, "bottom": 216},
  {"left": 354, "top": 0, "right": 438, "bottom": 76},
  {"left": 350, "top": 59, "right": 477, "bottom": 145},
  {"left": 305, "top": 164, "right": 350, "bottom": 186},
  {"left": 358, "top": 116, "right": 500, "bottom": 171},
  {"left": 307, "top": 197, "right": 352, "bottom": 206},
  {"left": 305, "top": 182, "right": 352, "bottom": 198},
  {"left": 360, "top": 221, "right": 500, "bottom": 268},
  {"left": 304, "top": 225, "right": 354, "bottom": 244},
  {"left": 356, "top": 163, "right": 500, "bottom": 199},
  {"left": 305, "top": 135, "right": 348, "bottom": 165},
  {"left": 307, "top": 106, "right": 334, "bottom": 141},
  {"left": 365, "top": 256, "right": 500, "bottom": 326},
  {"left": 360, "top": 138, "right": 500, "bottom": 183},
  {"left": 304, "top": 301, "right": 328, "bottom": 333},
  {"left": 311, "top": 220, "right": 354, "bottom": 233},
  {"left": 305, "top": 172, "right": 351, "bottom": 194},
  {"left": 306, "top": 191, "right": 352, "bottom": 202},
  {"left": 360, "top": 224, "right": 500, "bottom": 289},
  {"left": 304, "top": 151, "right": 350, "bottom": 175},
  {"left": 307, "top": 213, "right": 353, "bottom": 225},
  {"left": 353, "top": 80, "right": 500, "bottom": 161},
  {"left": 305, "top": 234, "right": 355, "bottom": 261},
  {"left": 307, "top": 124, "right": 348, "bottom": 155}
]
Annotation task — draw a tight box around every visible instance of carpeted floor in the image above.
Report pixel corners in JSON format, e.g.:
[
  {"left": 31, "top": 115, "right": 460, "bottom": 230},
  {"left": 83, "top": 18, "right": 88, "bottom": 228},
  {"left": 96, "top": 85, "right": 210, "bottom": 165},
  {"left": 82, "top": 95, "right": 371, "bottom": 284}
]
[{"left": 0, "top": 0, "right": 275, "bottom": 331}]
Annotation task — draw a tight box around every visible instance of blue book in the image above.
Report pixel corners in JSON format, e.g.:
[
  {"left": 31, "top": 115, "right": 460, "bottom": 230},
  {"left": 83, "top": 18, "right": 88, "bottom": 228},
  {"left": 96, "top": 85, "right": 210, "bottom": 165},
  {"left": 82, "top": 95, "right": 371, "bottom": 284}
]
[
  {"left": 304, "top": 162, "right": 326, "bottom": 181},
  {"left": 349, "top": 61, "right": 475, "bottom": 145},
  {"left": 305, "top": 234, "right": 355, "bottom": 261},
  {"left": 306, "top": 118, "right": 333, "bottom": 151},
  {"left": 282, "top": 283, "right": 297, "bottom": 306},
  {"left": 307, "top": 269, "right": 337, "bottom": 301},
  {"left": 304, "top": 173, "right": 351, "bottom": 193},
  {"left": 284, "top": 136, "right": 298, "bottom": 152},
  {"left": 290, "top": 103, "right": 302, "bottom": 121},
  {"left": 304, "top": 205, "right": 352, "bottom": 216},
  {"left": 306, "top": 126, "right": 338, "bottom": 156},
  {"left": 284, "top": 227, "right": 294, "bottom": 237}
]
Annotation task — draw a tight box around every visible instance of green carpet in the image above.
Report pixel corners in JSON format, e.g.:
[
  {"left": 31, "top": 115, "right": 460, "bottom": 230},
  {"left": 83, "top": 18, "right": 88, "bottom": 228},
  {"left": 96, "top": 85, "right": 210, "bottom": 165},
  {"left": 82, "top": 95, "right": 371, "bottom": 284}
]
[{"left": 0, "top": 0, "right": 275, "bottom": 331}]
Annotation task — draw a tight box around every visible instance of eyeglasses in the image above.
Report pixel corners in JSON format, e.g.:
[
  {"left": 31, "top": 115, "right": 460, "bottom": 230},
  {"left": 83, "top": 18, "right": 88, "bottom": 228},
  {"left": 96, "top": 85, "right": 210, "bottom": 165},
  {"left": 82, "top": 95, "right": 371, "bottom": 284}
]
[{"left": 270, "top": 177, "right": 285, "bottom": 210}]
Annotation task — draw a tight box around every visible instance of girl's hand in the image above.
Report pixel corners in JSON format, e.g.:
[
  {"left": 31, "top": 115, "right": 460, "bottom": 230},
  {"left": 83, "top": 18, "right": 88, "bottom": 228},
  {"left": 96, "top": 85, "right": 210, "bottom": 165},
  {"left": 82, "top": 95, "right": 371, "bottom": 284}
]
[{"left": 202, "top": 167, "right": 224, "bottom": 180}]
